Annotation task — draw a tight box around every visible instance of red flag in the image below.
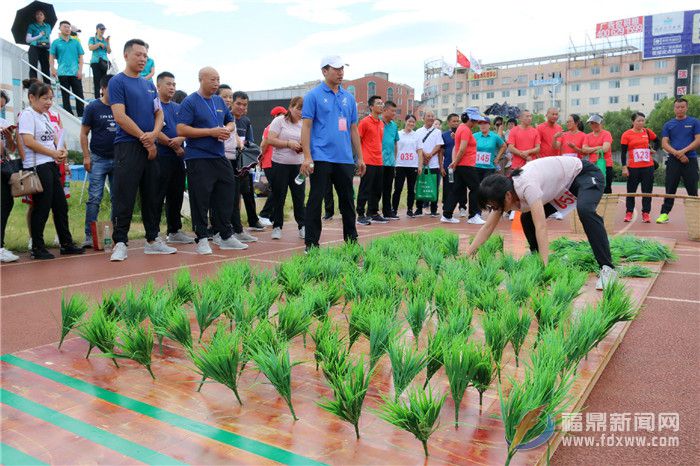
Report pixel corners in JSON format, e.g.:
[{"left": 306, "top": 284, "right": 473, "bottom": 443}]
[{"left": 456, "top": 49, "right": 471, "bottom": 69}]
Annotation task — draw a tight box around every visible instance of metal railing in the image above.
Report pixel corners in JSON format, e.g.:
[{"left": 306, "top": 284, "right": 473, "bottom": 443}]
[{"left": 21, "top": 58, "right": 90, "bottom": 108}]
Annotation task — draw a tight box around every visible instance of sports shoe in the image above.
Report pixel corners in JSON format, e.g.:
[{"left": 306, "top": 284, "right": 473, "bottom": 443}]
[
  {"left": 219, "top": 235, "right": 248, "bottom": 250},
  {"left": 458, "top": 208, "right": 468, "bottom": 218},
  {"left": 595, "top": 265, "right": 618, "bottom": 291},
  {"left": 249, "top": 222, "right": 266, "bottom": 232},
  {"left": 60, "top": 244, "right": 85, "bottom": 255},
  {"left": 357, "top": 216, "right": 371, "bottom": 226},
  {"left": 467, "top": 214, "right": 486, "bottom": 225},
  {"left": 31, "top": 247, "right": 55, "bottom": 260},
  {"left": 212, "top": 233, "right": 222, "bottom": 246},
  {"left": 386, "top": 212, "right": 400, "bottom": 220},
  {"left": 258, "top": 217, "right": 273, "bottom": 227},
  {"left": 0, "top": 248, "right": 19, "bottom": 263},
  {"left": 110, "top": 242, "right": 128, "bottom": 261},
  {"left": 642, "top": 212, "right": 651, "bottom": 223},
  {"left": 167, "top": 231, "right": 195, "bottom": 244},
  {"left": 406, "top": 210, "right": 415, "bottom": 218},
  {"left": 655, "top": 213, "right": 669, "bottom": 224},
  {"left": 370, "top": 215, "right": 389, "bottom": 224},
  {"left": 235, "top": 231, "right": 258, "bottom": 243},
  {"left": 623, "top": 211, "right": 633, "bottom": 223},
  {"left": 549, "top": 212, "right": 564, "bottom": 220},
  {"left": 271, "top": 227, "right": 282, "bottom": 240},
  {"left": 53, "top": 234, "right": 60, "bottom": 246},
  {"left": 323, "top": 214, "right": 334, "bottom": 221},
  {"left": 414, "top": 209, "right": 423, "bottom": 217},
  {"left": 144, "top": 237, "right": 177, "bottom": 255},
  {"left": 509, "top": 211, "right": 516, "bottom": 221},
  {"left": 440, "top": 216, "right": 459, "bottom": 224},
  {"left": 430, "top": 212, "right": 440, "bottom": 218},
  {"left": 82, "top": 237, "right": 94, "bottom": 248},
  {"left": 195, "top": 238, "right": 212, "bottom": 255},
  {"left": 298, "top": 226, "right": 305, "bottom": 239},
  {"left": 27, "top": 238, "right": 32, "bottom": 250}
]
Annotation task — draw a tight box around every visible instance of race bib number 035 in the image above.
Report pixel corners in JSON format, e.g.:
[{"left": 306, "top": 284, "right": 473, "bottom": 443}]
[
  {"left": 399, "top": 152, "right": 415, "bottom": 161},
  {"left": 550, "top": 189, "right": 577, "bottom": 217}
]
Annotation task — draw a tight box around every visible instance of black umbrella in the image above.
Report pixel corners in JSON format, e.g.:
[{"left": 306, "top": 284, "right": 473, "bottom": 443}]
[{"left": 11, "top": 1, "right": 57, "bottom": 45}]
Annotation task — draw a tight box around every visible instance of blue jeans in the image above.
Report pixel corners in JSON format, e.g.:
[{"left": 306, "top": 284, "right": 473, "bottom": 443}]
[{"left": 84, "top": 153, "right": 114, "bottom": 237}]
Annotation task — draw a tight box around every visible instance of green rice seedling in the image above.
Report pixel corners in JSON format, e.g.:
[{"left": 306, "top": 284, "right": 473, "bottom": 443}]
[
  {"left": 469, "top": 343, "right": 495, "bottom": 409},
  {"left": 318, "top": 355, "right": 373, "bottom": 439},
  {"left": 157, "top": 305, "right": 193, "bottom": 349},
  {"left": 405, "top": 297, "right": 430, "bottom": 342},
  {"left": 476, "top": 259, "right": 505, "bottom": 290},
  {"left": 479, "top": 234, "right": 504, "bottom": 258},
  {"left": 424, "top": 327, "right": 448, "bottom": 388},
  {"left": 337, "top": 240, "right": 363, "bottom": 264},
  {"left": 531, "top": 290, "right": 573, "bottom": 339},
  {"left": 397, "top": 254, "right": 420, "bottom": 282},
  {"left": 472, "top": 287, "right": 501, "bottom": 314},
  {"left": 540, "top": 259, "right": 567, "bottom": 286},
  {"left": 277, "top": 297, "right": 313, "bottom": 342},
  {"left": 250, "top": 340, "right": 300, "bottom": 420},
  {"left": 433, "top": 278, "right": 460, "bottom": 321},
  {"left": 499, "top": 254, "right": 520, "bottom": 275},
  {"left": 240, "top": 320, "right": 282, "bottom": 380},
  {"left": 506, "top": 263, "right": 542, "bottom": 305},
  {"left": 356, "top": 271, "right": 389, "bottom": 300},
  {"left": 98, "top": 289, "right": 123, "bottom": 319},
  {"left": 78, "top": 306, "right": 119, "bottom": 366},
  {"left": 247, "top": 283, "right": 279, "bottom": 321},
  {"left": 117, "top": 287, "right": 149, "bottom": 325},
  {"left": 408, "top": 268, "right": 437, "bottom": 302},
  {"left": 252, "top": 269, "right": 279, "bottom": 299},
  {"left": 388, "top": 335, "right": 428, "bottom": 400},
  {"left": 109, "top": 323, "right": 156, "bottom": 379},
  {"left": 596, "top": 280, "right": 637, "bottom": 344},
  {"left": 147, "top": 294, "right": 172, "bottom": 353},
  {"left": 618, "top": 264, "right": 656, "bottom": 278},
  {"left": 443, "top": 339, "right": 479, "bottom": 428},
  {"left": 482, "top": 309, "right": 512, "bottom": 381},
  {"left": 169, "top": 268, "right": 197, "bottom": 305},
  {"left": 441, "top": 307, "right": 474, "bottom": 340},
  {"left": 529, "top": 326, "right": 568, "bottom": 375},
  {"left": 550, "top": 268, "right": 588, "bottom": 307},
  {"left": 502, "top": 301, "right": 532, "bottom": 368},
  {"left": 347, "top": 299, "right": 372, "bottom": 349},
  {"left": 422, "top": 245, "right": 445, "bottom": 272},
  {"left": 611, "top": 235, "right": 676, "bottom": 262},
  {"left": 375, "top": 385, "right": 447, "bottom": 457},
  {"left": 311, "top": 319, "right": 348, "bottom": 372},
  {"left": 193, "top": 286, "right": 224, "bottom": 342},
  {"left": 563, "top": 305, "right": 607, "bottom": 369},
  {"left": 219, "top": 289, "right": 247, "bottom": 331},
  {"left": 277, "top": 258, "right": 306, "bottom": 297},
  {"left": 189, "top": 324, "right": 244, "bottom": 403},
  {"left": 58, "top": 293, "right": 89, "bottom": 349},
  {"left": 424, "top": 228, "right": 459, "bottom": 258},
  {"left": 368, "top": 312, "right": 398, "bottom": 368}
]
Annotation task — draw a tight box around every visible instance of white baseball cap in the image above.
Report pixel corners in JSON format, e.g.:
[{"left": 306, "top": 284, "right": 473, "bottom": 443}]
[{"left": 320, "top": 55, "right": 348, "bottom": 69}]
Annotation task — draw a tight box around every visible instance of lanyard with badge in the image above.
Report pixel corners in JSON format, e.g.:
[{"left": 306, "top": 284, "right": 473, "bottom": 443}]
[
  {"left": 198, "top": 93, "right": 221, "bottom": 128},
  {"left": 333, "top": 92, "right": 348, "bottom": 132}
]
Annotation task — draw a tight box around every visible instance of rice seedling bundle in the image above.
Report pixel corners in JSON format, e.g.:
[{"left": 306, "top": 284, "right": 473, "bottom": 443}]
[
  {"left": 482, "top": 309, "right": 513, "bottom": 381},
  {"left": 618, "top": 264, "right": 656, "bottom": 278},
  {"left": 169, "top": 268, "right": 197, "bottom": 305},
  {"left": 337, "top": 240, "right": 363, "bottom": 264},
  {"left": 388, "top": 336, "right": 428, "bottom": 400},
  {"left": 502, "top": 300, "right": 532, "bottom": 367},
  {"left": 549, "top": 268, "right": 588, "bottom": 307},
  {"left": 472, "top": 287, "right": 501, "bottom": 314},
  {"left": 468, "top": 343, "right": 495, "bottom": 409},
  {"left": 424, "top": 327, "right": 448, "bottom": 388},
  {"left": 531, "top": 290, "right": 573, "bottom": 339},
  {"left": 407, "top": 269, "right": 437, "bottom": 303},
  {"left": 58, "top": 293, "right": 89, "bottom": 349},
  {"left": 98, "top": 289, "right": 122, "bottom": 319},
  {"left": 193, "top": 285, "right": 224, "bottom": 342},
  {"left": 425, "top": 228, "right": 459, "bottom": 258},
  {"left": 276, "top": 297, "right": 313, "bottom": 342},
  {"left": 189, "top": 323, "right": 244, "bottom": 403},
  {"left": 277, "top": 258, "right": 306, "bottom": 297},
  {"left": 443, "top": 338, "right": 480, "bottom": 428},
  {"left": 311, "top": 319, "right": 349, "bottom": 374},
  {"left": 355, "top": 270, "right": 391, "bottom": 300},
  {"left": 217, "top": 262, "right": 253, "bottom": 291},
  {"left": 499, "top": 254, "right": 519, "bottom": 275},
  {"left": 374, "top": 385, "right": 447, "bottom": 457},
  {"left": 317, "top": 355, "right": 373, "bottom": 439},
  {"left": 117, "top": 287, "right": 150, "bottom": 325},
  {"left": 78, "top": 306, "right": 119, "bottom": 366},
  {"left": 505, "top": 257, "right": 544, "bottom": 305},
  {"left": 610, "top": 235, "right": 676, "bottom": 262},
  {"left": 157, "top": 305, "right": 193, "bottom": 349},
  {"left": 529, "top": 326, "right": 568, "bottom": 375},
  {"left": 478, "top": 234, "right": 504, "bottom": 258},
  {"left": 250, "top": 340, "right": 300, "bottom": 420},
  {"left": 347, "top": 299, "right": 373, "bottom": 349},
  {"left": 247, "top": 282, "right": 280, "bottom": 321},
  {"left": 397, "top": 254, "right": 421, "bottom": 282},
  {"left": 475, "top": 259, "right": 505, "bottom": 290},
  {"left": 405, "top": 297, "right": 430, "bottom": 341},
  {"left": 147, "top": 294, "right": 173, "bottom": 353},
  {"left": 596, "top": 280, "right": 637, "bottom": 344},
  {"left": 367, "top": 311, "right": 399, "bottom": 368},
  {"left": 220, "top": 289, "right": 248, "bottom": 331},
  {"left": 562, "top": 305, "right": 608, "bottom": 369},
  {"left": 441, "top": 307, "right": 474, "bottom": 341},
  {"left": 109, "top": 323, "right": 156, "bottom": 379},
  {"left": 421, "top": 245, "right": 445, "bottom": 272},
  {"left": 241, "top": 320, "right": 283, "bottom": 380},
  {"left": 433, "top": 278, "right": 462, "bottom": 321}
]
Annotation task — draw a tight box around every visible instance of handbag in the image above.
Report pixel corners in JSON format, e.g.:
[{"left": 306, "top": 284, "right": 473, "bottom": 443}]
[
  {"left": 9, "top": 152, "right": 42, "bottom": 197},
  {"left": 234, "top": 142, "right": 262, "bottom": 177},
  {"left": 97, "top": 58, "right": 109, "bottom": 73},
  {"left": 415, "top": 167, "right": 438, "bottom": 202}
]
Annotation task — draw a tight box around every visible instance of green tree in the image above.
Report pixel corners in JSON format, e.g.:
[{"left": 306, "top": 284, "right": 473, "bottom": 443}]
[
  {"left": 646, "top": 95, "right": 700, "bottom": 137},
  {"left": 602, "top": 108, "right": 636, "bottom": 153},
  {"left": 531, "top": 113, "right": 546, "bottom": 125}
]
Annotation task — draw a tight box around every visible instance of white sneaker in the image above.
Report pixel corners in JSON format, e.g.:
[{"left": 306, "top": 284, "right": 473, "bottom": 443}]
[
  {"left": 167, "top": 231, "right": 195, "bottom": 244},
  {"left": 549, "top": 212, "right": 564, "bottom": 221},
  {"left": 458, "top": 208, "right": 468, "bottom": 218},
  {"left": 467, "top": 214, "right": 486, "bottom": 225},
  {"left": 53, "top": 234, "right": 60, "bottom": 246},
  {"left": 271, "top": 227, "right": 282, "bottom": 240},
  {"left": 0, "top": 248, "right": 19, "bottom": 263},
  {"left": 28, "top": 238, "right": 32, "bottom": 250},
  {"left": 82, "top": 237, "right": 94, "bottom": 248},
  {"left": 440, "top": 216, "right": 459, "bottom": 224},
  {"left": 212, "top": 233, "right": 222, "bottom": 246},
  {"left": 595, "top": 265, "right": 618, "bottom": 290},
  {"left": 219, "top": 235, "right": 248, "bottom": 250},
  {"left": 509, "top": 211, "right": 516, "bottom": 221},
  {"left": 144, "top": 237, "right": 177, "bottom": 255},
  {"left": 110, "top": 242, "right": 128, "bottom": 261},
  {"left": 195, "top": 238, "right": 213, "bottom": 255},
  {"left": 235, "top": 232, "right": 258, "bottom": 243},
  {"left": 258, "top": 217, "right": 273, "bottom": 227},
  {"left": 298, "top": 226, "right": 305, "bottom": 239}
]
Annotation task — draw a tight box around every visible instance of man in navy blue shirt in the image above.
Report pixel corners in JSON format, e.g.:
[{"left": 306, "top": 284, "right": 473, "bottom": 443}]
[
  {"left": 109, "top": 38, "right": 172, "bottom": 261},
  {"left": 441, "top": 113, "right": 466, "bottom": 216},
  {"left": 81, "top": 73, "right": 116, "bottom": 248},
  {"left": 300, "top": 55, "right": 366, "bottom": 251},
  {"left": 154, "top": 71, "right": 193, "bottom": 245},
  {"left": 177, "top": 67, "right": 247, "bottom": 254},
  {"left": 657, "top": 97, "right": 700, "bottom": 223}
]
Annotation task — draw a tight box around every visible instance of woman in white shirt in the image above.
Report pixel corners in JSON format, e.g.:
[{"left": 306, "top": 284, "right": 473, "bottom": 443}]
[
  {"left": 266, "top": 97, "right": 305, "bottom": 240},
  {"left": 391, "top": 114, "right": 424, "bottom": 218},
  {"left": 18, "top": 82, "right": 83, "bottom": 260}
]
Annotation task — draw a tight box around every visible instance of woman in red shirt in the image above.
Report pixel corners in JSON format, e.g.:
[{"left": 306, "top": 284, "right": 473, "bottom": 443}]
[
  {"left": 553, "top": 114, "right": 586, "bottom": 158},
  {"left": 621, "top": 112, "right": 659, "bottom": 223}
]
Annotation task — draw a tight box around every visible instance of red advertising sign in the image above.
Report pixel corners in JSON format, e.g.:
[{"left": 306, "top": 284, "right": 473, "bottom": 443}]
[
  {"left": 595, "top": 17, "right": 644, "bottom": 38},
  {"left": 676, "top": 86, "right": 687, "bottom": 96},
  {"left": 677, "top": 69, "right": 688, "bottom": 79}
]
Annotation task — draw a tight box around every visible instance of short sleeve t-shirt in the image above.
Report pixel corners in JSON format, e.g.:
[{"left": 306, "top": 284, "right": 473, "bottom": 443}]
[
  {"left": 662, "top": 117, "right": 700, "bottom": 158},
  {"left": 559, "top": 131, "right": 586, "bottom": 158},
  {"left": 442, "top": 129, "right": 457, "bottom": 167},
  {"left": 18, "top": 107, "right": 56, "bottom": 168},
  {"left": 177, "top": 93, "right": 234, "bottom": 159},
  {"left": 27, "top": 22, "right": 51, "bottom": 48},
  {"left": 396, "top": 130, "right": 421, "bottom": 168},
  {"left": 359, "top": 115, "right": 384, "bottom": 166},
  {"left": 88, "top": 36, "right": 108, "bottom": 63},
  {"left": 513, "top": 156, "right": 583, "bottom": 212},
  {"left": 50, "top": 37, "right": 84, "bottom": 76},
  {"left": 235, "top": 116, "right": 255, "bottom": 145},
  {"left": 474, "top": 131, "right": 504, "bottom": 169},
  {"left": 140, "top": 58, "right": 155, "bottom": 81},
  {"left": 156, "top": 101, "right": 181, "bottom": 157},
  {"left": 261, "top": 125, "right": 273, "bottom": 169},
  {"left": 584, "top": 130, "right": 613, "bottom": 166},
  {"left": 301, "top": 83, "right": 357, "bottom": 164},
  {"left": 269, "top": 115, "right": 303, "bottom": 165},
  {"left": 454, "top": 124, "right": 477, "bottom": 167},
  {"left": 381, "top": 119, "right": 400, "bottom": 167},
  {"left": 536, "top": 122, "right": 562, "bottom": 157},
  {"left": 415, "top": 126, "right": 444, "bottom": 168},
  {"left": 621, "top": 129, "right": 656, "bottom": 168},
  {"left": 81, "top": 99, "right": 116, "bottom": 157},
  {"left": 507, "top": 125, "right": 541, "bottom": 169},
  {"left": 109, "top": 73, "right": 159, "bottom": 144}
]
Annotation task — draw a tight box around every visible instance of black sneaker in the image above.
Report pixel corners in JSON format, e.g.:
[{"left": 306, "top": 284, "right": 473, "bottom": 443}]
[
  {"left": 323, "top": 213, "right": 334, "bottom": 221},
  {"left": 60, "top": 244, "right": 85, "bottom": 255},
  {"left": 430, "top": 212, "right": 440, "bottom": 218},
  {"left": 386, "top": 212, "right": 400, "bottom": 220},
  {"left": 414, "top": 210, "right": 424, "bottom": 217},
  {"left": 249, "top": 222, "right": 266, "bottom": 231},
  {"left": 357, "top": 216, "right": 372, "bottom": 226},
  {"left": 31, "top": 248, "right": 55, "bottom": 260},
  {"left": 370, "top": 215, "right": 389, "bottom": 224},
  {"left": 406, "top": 210, "right": 416, "bottom": 218}
]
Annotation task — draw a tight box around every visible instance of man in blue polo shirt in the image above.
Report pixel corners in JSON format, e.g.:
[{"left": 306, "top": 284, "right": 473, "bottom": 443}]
[
  {"left": 50, "top": 20, "right": 85, "bottom": 116},
  {"left": 177, "top": 66, "right": 247, "bottom": 254},
  {"left": 441, "top": 113, "right": 466, "bottom": 216},
  {"left": 300, "top": 55, "right": 366, "bottom": 251},
  {"left": 381, "top": 100, "right": 400, "bottom": 220},
  {"left": 656, "top": 97, "right": 700, "bottom": 224},
  {"left": 108, "top": 38, "right": 171, "bottom": 261}
]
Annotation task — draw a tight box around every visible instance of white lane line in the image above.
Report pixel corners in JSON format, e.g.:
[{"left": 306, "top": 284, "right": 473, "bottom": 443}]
[
  {"left": 645, "top": 296, "right": 700, "bottom": 304},
  {"left": 662, "top": 270, "right": 700, "bottom": 275}
]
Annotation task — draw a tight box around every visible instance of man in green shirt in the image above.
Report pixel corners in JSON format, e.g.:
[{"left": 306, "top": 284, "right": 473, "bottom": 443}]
[
  {"left": 50, "top": 20, "right": 85, "bottom": 116},
  {"left": 381, "top": 100, "right": 400, "bottom": 219}
]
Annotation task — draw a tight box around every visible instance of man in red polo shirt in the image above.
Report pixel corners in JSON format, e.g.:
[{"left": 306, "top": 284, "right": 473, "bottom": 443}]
[
  {"left": 537, "top": 107, "right": 562, "bottom": 157},
  {"left": 356, "top": 95, "right": 385, "bottom": 225},
  {"left": 507, "top": 109, "right": 541, "bottom": 169}
]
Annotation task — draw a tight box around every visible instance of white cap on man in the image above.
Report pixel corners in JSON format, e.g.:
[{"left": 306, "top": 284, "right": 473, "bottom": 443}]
[{"left": 320, "top": 55, "right": 348, "bottom": 69}]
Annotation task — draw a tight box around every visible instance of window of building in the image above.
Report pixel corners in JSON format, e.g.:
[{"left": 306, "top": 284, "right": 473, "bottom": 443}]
[
  {"left": 472, "top": 80, "right": 480, "bottom": 87},
  {"left": 408, "top": 99, "right": 413, "bottom": 110},
  {"left": 517, "top": 74, "right": 527, "bottom": 83},
  {"left": 456, "top": 81, "right": 463, "bottom": 90},
  {"left": 486, "top": 79, "right": 495, "bottom": 86},
  {"left": 571, "top": 98, "right": 580, "bottom": 106},
  {"left": 534, "top": 101, "right": 544, "bottom": 113},
  {"left": 347, "top": 85, "right": 356, "bottom": 97},
  {"left": 570, "top": 83, "right": 580, "bottom": 92},
  {"left": 653, "top": 92, "right": 667, "bottom": 101},
  {"left": 502, "top": 90, "right": 510, "bottom": 97},
  {"left": 455, "top": 93, "right": 463, "bottom": 102},
  {"left": 629, "top": 78, "right": 640, "bottom": 87},
  {"left": 628, "top": 94, "right": 640, "bottom": 103},
  {"left": 629, "top": 62, "right": 641, "bottom": 71},
  {"left": 589, "top": 97, "right": 600, "bottom": 105},
  {"left": 441, "top": 109, "right": 448, "bottom": 117},
  {"left": 591, "top": 67, "right": 600, "bottom": 75},
  {"left": 609, "top": 64, "right": 620, "bottom": 73},
  {"left": 396, "top": 108, "right": 402, "bottom": 115},
  {"left": 589, "top": 81, "right": 600, "bottom": 90},
  {"left": 502, "top": 77, "right": 512, "bottom": 85},
  {"left": 609, "top": 96, "right": 619, "bottom": 104},
  {"left": 387, "top": 87, "right": 394, "bottom": 102},
  {"left": 442, "top": 95, "right": 449, "bottom": 104},
  {"left": 571, "top": 69, "right": 582, "bottom": 77},
  {"left": 442, "top": 83, "right": 450, "bottom": 91},
  {"left": 550, "top": 71, "right": 562, "bottom": 79},
  {"left": 654, "top": 60, "right": 668, "bottom": 69},
  {"left": 486, "top": 91, "right": 494, "bottom": 99},
  {"left": 397, "top": 97, "right": 402, "bottom": 105},
  {"left": 517, "top": 88, "right": 527, "bottom": 96},
  {"left": 609, "top": 80, "right": 621, "bottom": 89},
  {"left": 471, "top": 93, "right": 480, "bottom": 100},
  {"left": 653, "top": 76, "right": 668, "bottom": 85},
  {"left": 367, "top": 81, "right": 376, "bottom": 97}
]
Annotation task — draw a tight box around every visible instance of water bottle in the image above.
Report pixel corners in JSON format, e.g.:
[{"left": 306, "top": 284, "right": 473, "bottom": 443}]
[
  {"left": 448, "top": 167, "right": 455, "bottom": 183},
  {"left": 63, "top": 170, "right": 71, "bottom": 198},
  {"left": 294, "top": 173, "right": 305, "bottom": 185},
  {"left": 103, "top": 225, "right": 113, "bottom": 253},
  {"left": 253, "top": 168, "right": 262, "bottom": 183}
]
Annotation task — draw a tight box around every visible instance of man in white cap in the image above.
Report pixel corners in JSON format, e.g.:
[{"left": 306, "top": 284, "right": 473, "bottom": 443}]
[{"left": 300, "top": 56, "right": 366, "bottom": 252}]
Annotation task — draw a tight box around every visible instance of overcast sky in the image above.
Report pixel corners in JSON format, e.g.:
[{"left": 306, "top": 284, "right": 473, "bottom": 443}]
[{"left": 1, "top": 0, "right": 697, "bottom": 96}]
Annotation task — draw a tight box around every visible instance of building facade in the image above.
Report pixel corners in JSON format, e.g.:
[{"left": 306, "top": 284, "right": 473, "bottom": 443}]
[{"left": 343, "top": 72, "right": 415, "bottom": 117}]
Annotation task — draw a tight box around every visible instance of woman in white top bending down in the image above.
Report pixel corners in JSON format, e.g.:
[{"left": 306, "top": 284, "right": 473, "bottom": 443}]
[{"left": 391, "top": 114, "right": 424, "bottom": 218}]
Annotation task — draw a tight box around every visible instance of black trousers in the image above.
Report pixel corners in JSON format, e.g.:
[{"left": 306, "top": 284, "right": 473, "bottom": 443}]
[
  {"left": 90, "top": 63, "right": 107, "bottom": 99},
  {"left": 1, "top": 170, "right": 13, "bottom": 248},
  {"left": 392, "top": 166, "right": 418, "bottom": 213},
  {"left": 604, "top": 166, "right": 613, "bottom": 194},
  {"left": 259, "top": 167, "right": 275, "bottom": 219},
  {"left": 661, "top": 157, "right": 699, "bottom": 215},
  {"left": 187, "top": 158, "right": 235, "bottom": 241},
  {"left": 57, "top": 75, "right": 85, "bottom": 117},
  {"left": 237, "top": 174, "right": 259, "bottom": 227},
  {"left": 521, "top": 160, "right": 613, "bottom": 268},
  {"left": 381, "top": 166, "right": 395, "bottom": 216},
  {"left": 324, "top": 183, "right": 335, "bottom": 217},
  {"left": 28, "top": 46, "right": 50, "bottom": 83},
  {"left": 356, "top": 164, "right": 383, "bottom": 217},
  {"left": 155, "top": 156, "right": 186, "bottom": 235},
  {"left": 442, "top": 174, "right": 467, "bottom": 212},
  {"left": 31, "top": 163, "right": 73, "bottom": 250},
  {"left": 444, "top": 166, "right": 480, "bottom": 219},
  {"left": 305, "top": 161, "right": 357, "bottom": 246},
  {"left": 626, "top": 166, "right": 654, "bottom": 213},
  {"left": 111, "top": 141, "right": 160, "bottom": 244},
  {"left": 418, "top": 167, "right": 441, "bottom": 214},
  {"left": 270, "top": 162, "right": 305, "bottom": 230}
]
